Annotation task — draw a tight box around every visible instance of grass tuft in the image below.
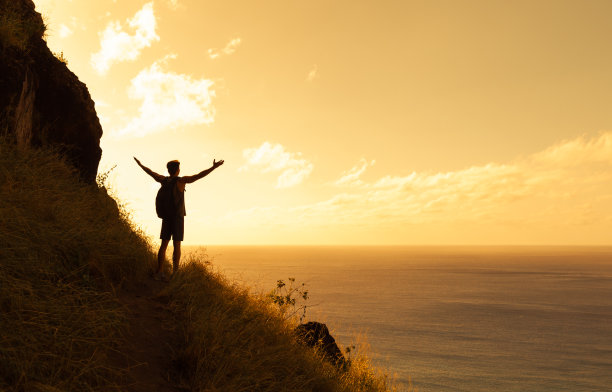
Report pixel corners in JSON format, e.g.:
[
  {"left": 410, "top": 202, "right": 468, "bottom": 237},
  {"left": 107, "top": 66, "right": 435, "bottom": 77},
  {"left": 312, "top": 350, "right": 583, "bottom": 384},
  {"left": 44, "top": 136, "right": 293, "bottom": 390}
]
[{"left": 0, "top": 1, "right": 46, "bottom": 52}]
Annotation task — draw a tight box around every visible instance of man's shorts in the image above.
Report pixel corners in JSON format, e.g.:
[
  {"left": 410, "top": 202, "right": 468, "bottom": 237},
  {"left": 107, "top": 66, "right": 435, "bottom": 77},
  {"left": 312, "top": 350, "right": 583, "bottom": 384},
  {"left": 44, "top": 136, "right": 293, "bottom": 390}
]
[{"left": 160, "top": 216, "right": 184, "bottom": 241}]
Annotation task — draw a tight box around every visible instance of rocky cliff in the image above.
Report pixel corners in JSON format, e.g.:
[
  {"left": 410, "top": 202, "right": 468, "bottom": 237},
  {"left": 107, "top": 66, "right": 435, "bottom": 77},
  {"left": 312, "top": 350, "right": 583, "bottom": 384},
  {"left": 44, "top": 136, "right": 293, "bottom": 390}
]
[{"left": 0, "top": 0, "right": 102, "bottom": 183}]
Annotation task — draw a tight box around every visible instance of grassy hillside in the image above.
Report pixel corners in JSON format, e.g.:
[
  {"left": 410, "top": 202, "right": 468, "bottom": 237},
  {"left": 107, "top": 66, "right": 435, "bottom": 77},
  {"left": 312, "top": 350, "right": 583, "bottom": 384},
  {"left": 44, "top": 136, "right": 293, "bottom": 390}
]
[
  {"left": 0, "top": 139, "right": 398, "bottom": 391},
  {"left": 0, "top": 139, "right": 153, "bottom": 391},
  {"left": 165, "top": 254, "right": 395, "bottom": 391}
]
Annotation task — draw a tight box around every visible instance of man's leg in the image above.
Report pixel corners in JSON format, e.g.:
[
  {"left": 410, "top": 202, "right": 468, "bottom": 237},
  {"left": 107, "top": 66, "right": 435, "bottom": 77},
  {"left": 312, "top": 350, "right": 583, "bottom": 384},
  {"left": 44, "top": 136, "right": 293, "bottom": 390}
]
[
  {"left": 157, "top": 239, "right": 170, "bottom": 274},
  {"left": 171, "top": 215, "right": 184, "bottom": 275},
  {"left": 172, "top": 240, "right": 181, "bottom": 274}
]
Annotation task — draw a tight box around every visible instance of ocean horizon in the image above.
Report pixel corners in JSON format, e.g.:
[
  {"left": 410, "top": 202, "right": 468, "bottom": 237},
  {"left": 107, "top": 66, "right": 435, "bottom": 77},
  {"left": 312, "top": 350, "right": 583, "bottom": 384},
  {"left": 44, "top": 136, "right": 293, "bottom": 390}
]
[{"left": 183, "top": 245, "right": 612, "bottom": 392}]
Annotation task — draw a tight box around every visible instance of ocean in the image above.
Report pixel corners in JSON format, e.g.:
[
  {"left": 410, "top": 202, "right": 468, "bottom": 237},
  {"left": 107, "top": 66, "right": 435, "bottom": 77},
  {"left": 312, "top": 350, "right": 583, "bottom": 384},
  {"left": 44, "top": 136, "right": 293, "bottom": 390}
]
[{"left": 185, "top": 246, "right": 612, "bottom": 392}]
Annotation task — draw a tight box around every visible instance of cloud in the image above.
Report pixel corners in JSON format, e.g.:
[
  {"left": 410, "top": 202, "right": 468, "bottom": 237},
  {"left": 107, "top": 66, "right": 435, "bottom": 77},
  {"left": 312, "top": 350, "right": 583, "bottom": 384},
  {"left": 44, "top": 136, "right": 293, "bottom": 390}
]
[
  {"left": 335, "top": 158, "right": 375, "bottom": 186},
  {"left": 58, "top": 24, "right": 73, "bottom": 38},
  {"left": 225, "top": 132, "right": 612, "bottom": 241},
  {"left": 306, "top": 64, "right": 318, "bottom": 82},
  {"left": 533, "top": 132, "right": 612, "bottom": 166},
  {"left": 240, "top": 142, "right": 313, "bottom": 188},
  {"left": 91, "top": 2, "right": 159, "bottom": 75},
  {"left": 166, "top": 0, "right": 180, "bottom": 9},
  {"left": 208, "top": 37, "right": 242, "bottom": 59},
  {"left": 115, "top": 55, "right": 215, "bottom": 137}
]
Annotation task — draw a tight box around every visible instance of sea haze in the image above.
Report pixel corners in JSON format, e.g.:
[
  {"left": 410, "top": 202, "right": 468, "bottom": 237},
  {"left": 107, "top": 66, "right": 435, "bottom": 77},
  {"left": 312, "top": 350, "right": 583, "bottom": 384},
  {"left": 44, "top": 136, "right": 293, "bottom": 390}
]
[{"left": 184, "top": 246, "right": 612, "bottom": 392}]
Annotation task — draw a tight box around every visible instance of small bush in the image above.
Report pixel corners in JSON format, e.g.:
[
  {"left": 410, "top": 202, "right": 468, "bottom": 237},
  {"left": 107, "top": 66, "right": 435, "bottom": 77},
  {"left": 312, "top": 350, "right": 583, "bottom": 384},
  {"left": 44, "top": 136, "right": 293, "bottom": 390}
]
[{"left": 268, "top": 277, "right": 310, "bottom": 323}]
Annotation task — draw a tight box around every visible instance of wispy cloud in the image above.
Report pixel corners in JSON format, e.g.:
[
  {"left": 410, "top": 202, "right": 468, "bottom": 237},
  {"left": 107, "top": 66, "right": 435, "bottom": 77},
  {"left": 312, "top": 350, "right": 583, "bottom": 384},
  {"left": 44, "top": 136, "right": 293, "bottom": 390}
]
[
  {"left": 91, "top": 2, "right": 159, "bottom": 75},
  {"left": 532, "top": 132, "right": 612, "bottom": 166},
  {"left": 306, "top": 64, "right": 318, "bottom": 82},
  {"left": 208, "top": 37, "right": 242, "bottom": 59},
  {"left": 240, "top": 142, "right": 313, "bottom": 188},
  {"left": 115, "top": 55, "right": 215, "bottom": 137},
  {"left": 166, "top": 0, "right": 180, "bottom": 9},
  {"left": 225, "top": 133, "right": 612, "bottom": 242},
  {"left": 335, "top": 158, "right": 375, "bottom": 186},
  {"left": 58, "top": 23, "right": 73, "bottom": 38}
]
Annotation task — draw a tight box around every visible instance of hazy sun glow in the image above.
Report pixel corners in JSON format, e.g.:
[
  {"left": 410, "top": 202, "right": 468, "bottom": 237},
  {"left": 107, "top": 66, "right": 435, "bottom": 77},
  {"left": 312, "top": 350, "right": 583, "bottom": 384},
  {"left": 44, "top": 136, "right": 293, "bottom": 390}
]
[{"left": 34, "top": 0, "right": 612, "bottom": 245}]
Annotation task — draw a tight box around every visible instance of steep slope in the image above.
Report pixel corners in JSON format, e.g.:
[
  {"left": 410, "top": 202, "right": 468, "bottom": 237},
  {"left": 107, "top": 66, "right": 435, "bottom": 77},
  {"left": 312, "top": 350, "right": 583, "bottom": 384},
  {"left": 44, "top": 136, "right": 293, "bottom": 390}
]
[
  {"left": 0, "top": 139, "right": 397, "bottom": 391},
  {"left": 0, "top": 140, "right": 154, "bottom": 391}
]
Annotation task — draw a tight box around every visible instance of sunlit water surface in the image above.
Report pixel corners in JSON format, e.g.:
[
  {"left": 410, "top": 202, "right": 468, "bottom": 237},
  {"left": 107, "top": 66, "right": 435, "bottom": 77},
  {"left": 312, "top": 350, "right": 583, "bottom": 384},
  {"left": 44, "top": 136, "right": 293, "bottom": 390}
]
[{"left": 183, "top": 246, "right": 612, "bottom": 392}]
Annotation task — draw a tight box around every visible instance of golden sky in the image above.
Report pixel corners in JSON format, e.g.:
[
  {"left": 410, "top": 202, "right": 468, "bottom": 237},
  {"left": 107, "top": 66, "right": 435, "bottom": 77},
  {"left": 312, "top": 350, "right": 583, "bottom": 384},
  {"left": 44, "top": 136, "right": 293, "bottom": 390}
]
[{"left": 35, "top": 0, "right": 612, "bottom": 245}]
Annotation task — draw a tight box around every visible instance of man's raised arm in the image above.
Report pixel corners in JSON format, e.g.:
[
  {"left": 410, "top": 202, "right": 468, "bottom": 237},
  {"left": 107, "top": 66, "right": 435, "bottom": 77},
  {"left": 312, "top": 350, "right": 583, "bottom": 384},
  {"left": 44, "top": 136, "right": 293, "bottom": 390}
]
[
  {"left": 181, "top": 159, "right": 224, "bottom": 184},
  {"left": 134, "top": 157, "right": 165, "bottom": 182}
]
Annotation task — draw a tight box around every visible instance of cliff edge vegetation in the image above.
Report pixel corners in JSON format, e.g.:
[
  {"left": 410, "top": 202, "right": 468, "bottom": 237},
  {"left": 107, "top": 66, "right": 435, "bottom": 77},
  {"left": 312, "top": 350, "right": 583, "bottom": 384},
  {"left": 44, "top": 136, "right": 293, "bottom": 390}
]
[
  {"left": 0, "top": 144, "right": 398, "bottom": 391},
  {"left": 1, "top": 0, "right": 103, "bottom": 183}
]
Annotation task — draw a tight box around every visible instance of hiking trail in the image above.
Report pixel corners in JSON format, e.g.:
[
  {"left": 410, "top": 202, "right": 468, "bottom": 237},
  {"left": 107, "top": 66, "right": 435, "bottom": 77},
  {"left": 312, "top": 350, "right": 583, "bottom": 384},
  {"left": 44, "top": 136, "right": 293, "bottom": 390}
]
[{"left": 114, "top": 277, "right": 186, "bottom": 392}]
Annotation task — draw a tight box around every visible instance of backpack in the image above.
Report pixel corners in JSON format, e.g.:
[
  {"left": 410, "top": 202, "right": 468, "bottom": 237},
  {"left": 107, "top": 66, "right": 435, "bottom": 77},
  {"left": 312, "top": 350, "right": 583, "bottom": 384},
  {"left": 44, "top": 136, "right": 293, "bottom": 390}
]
[{"left": 155, "top": 177, "right": 178, "bottom": 219}]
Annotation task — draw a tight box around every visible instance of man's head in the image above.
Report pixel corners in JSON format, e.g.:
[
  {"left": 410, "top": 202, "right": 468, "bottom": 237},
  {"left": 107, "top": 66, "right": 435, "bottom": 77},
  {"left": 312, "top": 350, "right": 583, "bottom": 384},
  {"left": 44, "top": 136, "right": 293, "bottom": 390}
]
[{"left": 167, "top": 160, "right": 180, "bottom": 176}]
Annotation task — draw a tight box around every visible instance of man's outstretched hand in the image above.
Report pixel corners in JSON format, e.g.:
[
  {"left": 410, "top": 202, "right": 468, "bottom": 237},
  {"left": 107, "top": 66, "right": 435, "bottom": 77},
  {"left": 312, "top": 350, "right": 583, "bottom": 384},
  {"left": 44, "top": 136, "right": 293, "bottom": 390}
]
[
  {"left": 213, "top": 159, "right": 224, "bottom": 168},
  {"left": 134, "top": 157, "right": 142, "bottom": 166}
]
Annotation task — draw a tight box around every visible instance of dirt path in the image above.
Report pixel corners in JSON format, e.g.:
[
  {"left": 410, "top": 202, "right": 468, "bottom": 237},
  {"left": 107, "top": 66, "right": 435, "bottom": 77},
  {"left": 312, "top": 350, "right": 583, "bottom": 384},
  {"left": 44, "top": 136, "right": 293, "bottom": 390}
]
[{"left": 115, "top": 277, "right": 186, "bottom": 392}]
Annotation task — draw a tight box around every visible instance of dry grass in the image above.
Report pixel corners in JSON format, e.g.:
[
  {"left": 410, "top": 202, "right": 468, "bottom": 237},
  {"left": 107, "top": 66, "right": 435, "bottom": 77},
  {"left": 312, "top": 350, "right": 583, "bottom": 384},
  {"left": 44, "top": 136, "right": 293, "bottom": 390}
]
[
  {"left": 163, "top": 251, "right": 398, "bottom": 392},
  {"left": 0, "top": 137, "right": 401, "bottom": 391},
  {"left": 0, "top": 0, "right": 46, "bottom": 52},
  {"left": 0, "top": 138, "right": 155, "bottom": 391}
]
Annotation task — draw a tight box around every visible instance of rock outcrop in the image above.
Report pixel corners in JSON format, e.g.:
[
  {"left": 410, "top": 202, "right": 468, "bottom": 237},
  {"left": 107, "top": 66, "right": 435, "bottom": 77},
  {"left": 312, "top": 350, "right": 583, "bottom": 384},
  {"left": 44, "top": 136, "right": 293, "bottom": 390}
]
[
  {"left": 0, "top": 0, "right": 102, "bottom": 184},
  {"left": 295, "top": 322, "right": 346, "bottom": 367}
]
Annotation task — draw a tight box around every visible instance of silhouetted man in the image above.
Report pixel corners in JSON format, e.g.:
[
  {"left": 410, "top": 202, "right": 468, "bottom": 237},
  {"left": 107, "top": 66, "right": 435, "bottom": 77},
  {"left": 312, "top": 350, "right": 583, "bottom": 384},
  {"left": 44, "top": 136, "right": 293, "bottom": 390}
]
[{"left": 134, "top": 157, "right": 224, "bottom": 279}]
